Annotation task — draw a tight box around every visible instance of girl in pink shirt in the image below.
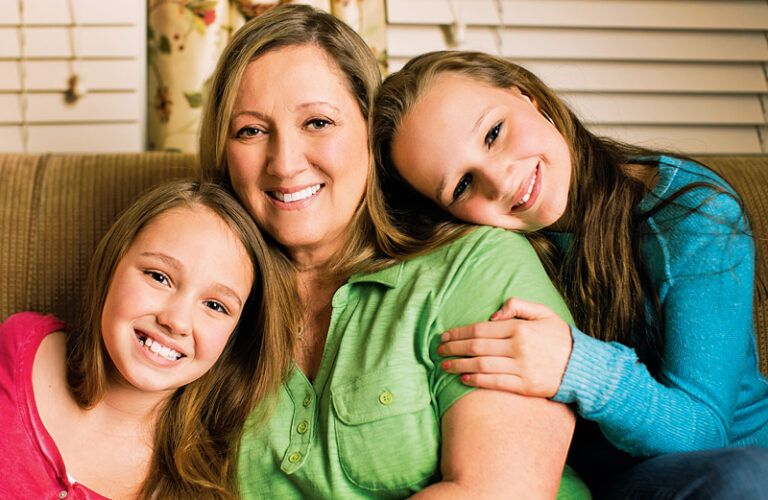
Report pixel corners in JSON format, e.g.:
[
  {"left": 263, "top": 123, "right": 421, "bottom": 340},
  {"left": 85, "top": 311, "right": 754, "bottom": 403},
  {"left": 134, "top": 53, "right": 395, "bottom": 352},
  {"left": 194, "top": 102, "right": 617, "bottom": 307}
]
[{"left": 0, "top": 181, "right": 298, "bottom": 499}]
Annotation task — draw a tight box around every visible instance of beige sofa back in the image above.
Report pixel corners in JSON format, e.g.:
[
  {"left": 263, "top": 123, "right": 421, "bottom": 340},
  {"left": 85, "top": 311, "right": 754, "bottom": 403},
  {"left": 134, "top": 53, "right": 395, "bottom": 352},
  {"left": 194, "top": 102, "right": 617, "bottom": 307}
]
[{"left": 1, "top": 153, "right": 766, "bottom": 374}]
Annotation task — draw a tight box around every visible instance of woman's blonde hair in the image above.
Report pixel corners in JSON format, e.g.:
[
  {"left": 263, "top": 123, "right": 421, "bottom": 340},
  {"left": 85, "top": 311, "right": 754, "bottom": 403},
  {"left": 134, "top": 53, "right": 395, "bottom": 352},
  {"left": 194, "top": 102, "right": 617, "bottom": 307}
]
[
  {"left": 373, "top": 50, "right": 703, "bottom": 369},
  {"left": 199, "top": 3, "right": 393, "bottom": 275},
  {"left": 67, "top": 180, "right": 300, "bottom": 498}
]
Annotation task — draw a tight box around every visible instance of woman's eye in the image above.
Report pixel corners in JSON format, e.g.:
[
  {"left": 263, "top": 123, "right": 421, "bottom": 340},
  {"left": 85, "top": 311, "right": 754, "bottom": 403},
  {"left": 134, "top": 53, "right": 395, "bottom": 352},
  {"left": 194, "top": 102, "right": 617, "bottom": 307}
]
[
  {"left": 204, "top": 300, "right": 229, "bottom": 315},
  {"left": 485, "top": 122, "right": 502, "bottom": 148},
  {"left": 453, "top": 174, "right": 473, "bottom": 201},
  {"left": 235, "top": 126, "right": 263, "bottom": 139},
  {"left": 306, "top": 118, "right": 332, "bottom": 130},
  {"left": 145, "top": 270, "right": 170, "bottom": 287}
]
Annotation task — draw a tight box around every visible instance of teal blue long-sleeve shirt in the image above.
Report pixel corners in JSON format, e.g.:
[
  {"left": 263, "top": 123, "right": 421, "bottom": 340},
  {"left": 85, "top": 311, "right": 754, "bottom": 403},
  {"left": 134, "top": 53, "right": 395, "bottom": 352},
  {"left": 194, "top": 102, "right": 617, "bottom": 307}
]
[{"left": 551, "top": 156, "right": 768, "bottom": 456}]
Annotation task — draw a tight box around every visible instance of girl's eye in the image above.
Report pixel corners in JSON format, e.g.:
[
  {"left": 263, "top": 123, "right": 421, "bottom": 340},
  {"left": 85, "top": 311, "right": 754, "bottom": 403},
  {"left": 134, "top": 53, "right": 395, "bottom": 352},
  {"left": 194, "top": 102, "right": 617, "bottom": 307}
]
[
  {"left": 235, "top": 126, "right": 263, "bottom": 139},
  {"left": 453, "top": 174, "right": 473, "bottom": 201},
  {"left": 145, "top": 270, "right": 170, "bottom": 287},
  {"left": 306, "top": 118, "right": 333, "bottom": 130},
  {"left": 204, "top": 300, "right": 229, "bottom": 315},
  {"left": 485, "top": 122, "right": 502, "bottom": 148}
]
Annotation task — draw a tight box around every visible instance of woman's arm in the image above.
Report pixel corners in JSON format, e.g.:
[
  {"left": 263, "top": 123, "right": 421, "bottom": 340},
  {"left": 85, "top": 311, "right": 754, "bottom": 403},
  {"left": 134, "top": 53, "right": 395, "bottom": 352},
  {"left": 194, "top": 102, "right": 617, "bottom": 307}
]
[{"left": 413, "top": 390, "right": 574, "bottom": 498}]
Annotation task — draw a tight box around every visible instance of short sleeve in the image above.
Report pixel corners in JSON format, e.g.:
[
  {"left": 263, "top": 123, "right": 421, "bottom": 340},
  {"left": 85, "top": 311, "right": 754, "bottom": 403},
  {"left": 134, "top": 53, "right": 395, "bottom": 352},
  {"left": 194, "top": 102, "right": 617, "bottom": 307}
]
[{"left": 428, "top": 228, "right": 573, "bottom": 417}]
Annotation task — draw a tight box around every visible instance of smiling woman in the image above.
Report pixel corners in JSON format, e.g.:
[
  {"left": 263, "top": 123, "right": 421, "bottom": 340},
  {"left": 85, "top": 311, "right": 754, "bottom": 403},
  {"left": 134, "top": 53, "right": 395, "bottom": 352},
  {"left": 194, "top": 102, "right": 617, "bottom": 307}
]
[
  {"left": 200, "top": 4, "right": 589, "bottom": 499},
  {"left": 0, "top": 180, "right": 299, "bottom": 499}
]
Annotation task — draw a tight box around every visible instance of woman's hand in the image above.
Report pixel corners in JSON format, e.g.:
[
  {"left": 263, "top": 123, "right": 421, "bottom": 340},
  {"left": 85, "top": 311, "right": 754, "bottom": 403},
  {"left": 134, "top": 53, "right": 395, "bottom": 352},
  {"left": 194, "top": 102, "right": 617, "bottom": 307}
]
[{"left": 438, "top": 297, "right": 573, "bottom": 398}]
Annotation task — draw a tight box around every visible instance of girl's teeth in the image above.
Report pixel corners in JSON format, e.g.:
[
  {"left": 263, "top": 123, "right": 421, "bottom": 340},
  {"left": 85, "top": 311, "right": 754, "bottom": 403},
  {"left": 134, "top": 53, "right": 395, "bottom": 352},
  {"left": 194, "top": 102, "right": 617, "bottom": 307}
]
[
  {"left": 139, "top": 336, "right": 181, "bottom": 361},
  {"left": 513, "top": 170, "right": 537, "bottom": 208}
]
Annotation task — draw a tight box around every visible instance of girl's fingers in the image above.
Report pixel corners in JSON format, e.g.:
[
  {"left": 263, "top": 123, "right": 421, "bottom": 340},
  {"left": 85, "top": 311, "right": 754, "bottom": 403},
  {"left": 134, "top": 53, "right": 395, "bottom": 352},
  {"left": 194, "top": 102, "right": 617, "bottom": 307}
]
[
  {"left": 459, "top": 373, "right": 547, "bottom": 397},
  {"left": 441, "top": 355, "right": 516, "bottom": 375},
  {"left": 438, "top": 338, "right": 514, "bottom": 358},
  {"left": 441, "top": 319, "right": 517, "bottom": 342},
  {"left": 491, "top": 297, "right": 553, "bottom": 322}
]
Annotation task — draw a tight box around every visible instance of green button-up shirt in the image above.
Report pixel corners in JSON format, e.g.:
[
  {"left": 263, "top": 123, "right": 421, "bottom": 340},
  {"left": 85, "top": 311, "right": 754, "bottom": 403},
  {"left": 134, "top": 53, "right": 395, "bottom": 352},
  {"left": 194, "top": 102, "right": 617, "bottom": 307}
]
[{"left": 239, "top": 226, "right": 579, "bottom": 498}]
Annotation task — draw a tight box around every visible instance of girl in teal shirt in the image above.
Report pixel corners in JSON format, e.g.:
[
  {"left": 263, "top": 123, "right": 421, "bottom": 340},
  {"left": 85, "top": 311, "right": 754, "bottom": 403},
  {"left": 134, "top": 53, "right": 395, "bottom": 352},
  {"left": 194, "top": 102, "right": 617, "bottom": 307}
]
[{"left": 373, "top": 50, "right": 768, "bottom": 499}]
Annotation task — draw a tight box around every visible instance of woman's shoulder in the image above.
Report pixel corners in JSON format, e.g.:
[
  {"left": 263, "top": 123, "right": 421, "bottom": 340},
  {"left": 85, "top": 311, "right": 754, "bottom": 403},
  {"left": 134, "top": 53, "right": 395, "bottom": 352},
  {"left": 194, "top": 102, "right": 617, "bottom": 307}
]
[{"left": 415, "top": 226, "right": 535, "bottom": 265}]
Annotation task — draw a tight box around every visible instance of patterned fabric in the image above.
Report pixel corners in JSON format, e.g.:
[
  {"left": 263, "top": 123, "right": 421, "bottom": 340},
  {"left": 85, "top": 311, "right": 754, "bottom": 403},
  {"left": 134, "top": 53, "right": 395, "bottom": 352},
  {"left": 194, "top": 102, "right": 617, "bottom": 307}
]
[{"left": 147, "top": 0, "right": 386, "bottom": 152}]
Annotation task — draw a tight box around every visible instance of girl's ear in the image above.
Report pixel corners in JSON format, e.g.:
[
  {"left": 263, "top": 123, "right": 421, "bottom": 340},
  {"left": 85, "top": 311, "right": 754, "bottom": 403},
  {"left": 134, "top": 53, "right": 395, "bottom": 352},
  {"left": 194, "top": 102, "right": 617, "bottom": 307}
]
[
  {"left": 512, "top": 86, "right": 551, "bottom": 122},
  {"left": 511, "top": 85, "right": 537, "bottom": 107}
]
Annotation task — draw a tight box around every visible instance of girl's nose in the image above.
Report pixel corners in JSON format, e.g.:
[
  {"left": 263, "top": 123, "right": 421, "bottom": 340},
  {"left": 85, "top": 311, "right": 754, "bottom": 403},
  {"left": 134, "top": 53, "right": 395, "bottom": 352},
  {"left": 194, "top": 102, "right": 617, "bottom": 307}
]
[{"left": 157, "top": 296, "right": 193, "bottom": 336}]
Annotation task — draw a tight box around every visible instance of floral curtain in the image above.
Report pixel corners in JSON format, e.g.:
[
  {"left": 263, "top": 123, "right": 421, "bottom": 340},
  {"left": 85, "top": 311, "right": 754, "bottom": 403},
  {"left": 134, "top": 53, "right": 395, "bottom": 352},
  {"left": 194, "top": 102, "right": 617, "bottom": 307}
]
[{"left": 147, "top": 0, "right": 387, "bottom": 152}]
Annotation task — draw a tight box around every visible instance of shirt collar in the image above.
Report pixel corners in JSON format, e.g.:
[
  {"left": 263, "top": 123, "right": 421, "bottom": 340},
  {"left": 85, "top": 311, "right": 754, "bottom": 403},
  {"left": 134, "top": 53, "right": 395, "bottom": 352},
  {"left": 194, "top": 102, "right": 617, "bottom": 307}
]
[{"left": 347, "top": 261, "right": 404, "bottom": 289}]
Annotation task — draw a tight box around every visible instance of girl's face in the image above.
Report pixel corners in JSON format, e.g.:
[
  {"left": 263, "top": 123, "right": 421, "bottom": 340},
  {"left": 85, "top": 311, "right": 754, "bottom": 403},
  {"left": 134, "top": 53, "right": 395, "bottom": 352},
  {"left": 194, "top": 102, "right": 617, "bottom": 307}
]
[
  {"left": 391, "top": 73, "right": 572, "bottom": 232},
  {"left": 226, "top": 44, "right": 369, "bottom": 264},
  {"left": 100, "top": 205, "right": 253, "bottom": 397}
]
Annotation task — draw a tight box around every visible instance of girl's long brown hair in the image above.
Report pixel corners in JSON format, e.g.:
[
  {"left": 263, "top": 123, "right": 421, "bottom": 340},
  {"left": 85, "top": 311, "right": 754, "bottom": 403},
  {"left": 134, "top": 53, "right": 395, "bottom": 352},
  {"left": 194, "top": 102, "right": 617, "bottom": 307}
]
[
  {"left": 373, "top": 51, "right": 747, "bottom": 371},
  {"left": 67, "top": 180, "right": 300, "bottom": 498}
]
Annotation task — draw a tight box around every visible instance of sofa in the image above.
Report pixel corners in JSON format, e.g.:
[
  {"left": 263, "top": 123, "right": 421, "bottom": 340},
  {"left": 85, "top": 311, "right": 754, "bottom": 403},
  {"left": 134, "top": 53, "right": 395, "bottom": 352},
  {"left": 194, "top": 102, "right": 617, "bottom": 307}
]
[{"left": 1, "top": 153, "right": 766, "bottom": 375}]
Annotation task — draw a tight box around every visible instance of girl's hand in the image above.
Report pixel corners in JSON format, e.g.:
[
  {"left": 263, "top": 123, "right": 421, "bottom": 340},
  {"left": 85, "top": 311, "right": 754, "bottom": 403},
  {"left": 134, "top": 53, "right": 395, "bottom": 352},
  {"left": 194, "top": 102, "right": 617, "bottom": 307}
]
[{"left": 438, "top": 298, "right": 573, "bottom": 398}]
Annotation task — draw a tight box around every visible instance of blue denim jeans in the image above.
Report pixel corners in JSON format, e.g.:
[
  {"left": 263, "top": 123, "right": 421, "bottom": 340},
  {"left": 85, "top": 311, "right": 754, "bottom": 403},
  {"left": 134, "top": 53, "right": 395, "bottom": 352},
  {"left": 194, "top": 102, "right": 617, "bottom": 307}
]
[{"left": 591, "top": 447, "right": 768, "bottom": 500}]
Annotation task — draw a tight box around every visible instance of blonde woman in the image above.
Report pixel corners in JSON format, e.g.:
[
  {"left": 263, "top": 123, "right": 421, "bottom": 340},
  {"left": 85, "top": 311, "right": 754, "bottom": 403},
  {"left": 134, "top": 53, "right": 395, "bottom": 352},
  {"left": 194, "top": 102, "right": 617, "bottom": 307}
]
[{"left": 201, "top": 5, "right": 589, "bottom": 499}]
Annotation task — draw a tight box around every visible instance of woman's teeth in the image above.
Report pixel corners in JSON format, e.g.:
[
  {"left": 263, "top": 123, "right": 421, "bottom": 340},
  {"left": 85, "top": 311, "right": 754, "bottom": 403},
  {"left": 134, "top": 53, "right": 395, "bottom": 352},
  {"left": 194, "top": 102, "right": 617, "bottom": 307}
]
[
  {"left": 512, "top": 170, "right": 537, "bottom": 209},
  {"left": 139, "top": 336, "right": 182, "bottom": 361},
  {"left": 272, "top": 184, "right": 321, "bottom": 203}
]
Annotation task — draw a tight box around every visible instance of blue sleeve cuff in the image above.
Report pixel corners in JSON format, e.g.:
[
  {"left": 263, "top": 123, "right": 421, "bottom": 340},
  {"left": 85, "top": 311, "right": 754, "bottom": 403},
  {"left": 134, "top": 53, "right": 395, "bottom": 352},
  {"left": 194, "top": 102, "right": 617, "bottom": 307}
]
[{"left": 551, "top": 326, "right": 638, "bottom": 415}]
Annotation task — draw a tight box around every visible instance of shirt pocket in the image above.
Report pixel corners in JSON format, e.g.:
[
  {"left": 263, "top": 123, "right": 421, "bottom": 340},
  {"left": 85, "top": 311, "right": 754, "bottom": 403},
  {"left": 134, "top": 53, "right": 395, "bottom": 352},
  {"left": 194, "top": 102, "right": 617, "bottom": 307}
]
[{"left": 331, "top": 366, "right": 439, "bottom": 492}]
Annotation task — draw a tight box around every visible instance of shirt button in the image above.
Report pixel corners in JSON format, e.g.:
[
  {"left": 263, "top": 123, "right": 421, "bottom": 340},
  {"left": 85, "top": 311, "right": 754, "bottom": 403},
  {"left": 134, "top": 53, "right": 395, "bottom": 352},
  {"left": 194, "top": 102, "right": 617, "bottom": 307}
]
[
  {"left": 297, "top": 420, "right": 309, "bottom": 434},
  {"left": 58, "top": 491, "right": 68, "bottom": 499},
  {"left": 378, "top": 390, "right": 393, "bottom": 405},
  {"left": 288, "top": 452, "right": 302, "bottom": 463},
  {"left": 303, "top": 394, "right": 312, "bottom": 407}
]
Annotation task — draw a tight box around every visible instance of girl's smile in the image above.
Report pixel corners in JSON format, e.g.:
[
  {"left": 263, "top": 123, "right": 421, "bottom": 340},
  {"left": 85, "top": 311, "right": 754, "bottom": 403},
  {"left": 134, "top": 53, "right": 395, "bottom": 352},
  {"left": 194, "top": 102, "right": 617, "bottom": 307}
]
[{"left": 391, "top": 72, "right": 572, "bottom": 232}]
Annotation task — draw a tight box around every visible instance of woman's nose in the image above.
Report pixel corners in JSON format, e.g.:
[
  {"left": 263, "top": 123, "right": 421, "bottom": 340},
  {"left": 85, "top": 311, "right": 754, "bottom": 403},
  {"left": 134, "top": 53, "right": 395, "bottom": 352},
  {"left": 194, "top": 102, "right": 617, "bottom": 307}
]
[{"left": 266, "top": 130, "right": 308, "bottom": 178}]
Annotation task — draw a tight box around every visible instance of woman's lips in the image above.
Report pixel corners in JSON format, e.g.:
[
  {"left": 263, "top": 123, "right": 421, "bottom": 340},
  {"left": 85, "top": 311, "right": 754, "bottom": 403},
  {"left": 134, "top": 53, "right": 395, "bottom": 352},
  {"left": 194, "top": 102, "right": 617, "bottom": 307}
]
[{"left": 266, "top": 183, "right": 324, "bottom": 209}]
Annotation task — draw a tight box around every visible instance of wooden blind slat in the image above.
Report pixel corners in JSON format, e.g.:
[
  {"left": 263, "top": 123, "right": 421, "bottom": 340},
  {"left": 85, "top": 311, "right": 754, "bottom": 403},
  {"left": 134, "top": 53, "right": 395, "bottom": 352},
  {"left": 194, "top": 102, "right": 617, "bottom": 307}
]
[
  {"left": 387, "top": 26, "right": 768, "bottom": 62},
  {"left": 0, "top": 60, "right": 141, "bottom": 91},
  {"left": 0, "top": 26, "right": 139, "bottom": 58},
  {"left": 387, "top": 0, "right": 768, "bottom": 30},
  {"left": 589, "top": 125, "right": 763, "bottom": 154},
  {"left": 0, "top": 123, "right": 143, "bottom": 152},
  {"left": 563, "top": 93, "right": 765, "bottom": 125}
]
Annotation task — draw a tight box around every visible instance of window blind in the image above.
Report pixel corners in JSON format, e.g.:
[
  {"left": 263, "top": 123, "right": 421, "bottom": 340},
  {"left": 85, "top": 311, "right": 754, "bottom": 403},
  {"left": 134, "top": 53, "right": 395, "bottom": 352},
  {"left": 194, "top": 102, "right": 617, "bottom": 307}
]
[
  {"left": 0, "top": 0, "right": 145, "bottom": 152},
  {"left": 386, "top": 0, "right": 768, "bottom": 154}
]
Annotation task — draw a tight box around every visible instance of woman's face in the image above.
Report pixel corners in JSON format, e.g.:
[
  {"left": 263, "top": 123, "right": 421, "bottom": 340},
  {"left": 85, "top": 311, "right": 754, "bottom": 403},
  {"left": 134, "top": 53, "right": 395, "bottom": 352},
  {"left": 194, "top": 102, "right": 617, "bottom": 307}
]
[
  {"left": 226, "top": 44, "right": 369, "bottom": 264},
  {"left": 391, "top": 73, "right": 572, "bottom": 232}
]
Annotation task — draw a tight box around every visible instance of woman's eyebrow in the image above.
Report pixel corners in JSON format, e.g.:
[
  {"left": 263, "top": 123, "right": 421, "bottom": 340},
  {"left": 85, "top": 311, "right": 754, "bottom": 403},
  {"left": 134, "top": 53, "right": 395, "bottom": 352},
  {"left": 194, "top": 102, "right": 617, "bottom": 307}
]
[
  {"left": 231, "top": 110, "right": 270, "bottom": 122},
  {"left": 295, "top": 101, "right": 341, "bottom": 113}
]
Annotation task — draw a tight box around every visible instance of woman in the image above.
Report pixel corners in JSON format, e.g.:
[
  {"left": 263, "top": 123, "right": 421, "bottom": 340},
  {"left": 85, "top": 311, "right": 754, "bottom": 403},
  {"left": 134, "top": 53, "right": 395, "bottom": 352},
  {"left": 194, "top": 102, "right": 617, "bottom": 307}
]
[
  {"left": 200, "top": 5, "right": 587, "bottom": 499},
  {"left": 372, "top": 50, "right": 768, "bottom": 498},
  {"left": 0, "top": 181, "right": 299, "bottom": 499}
]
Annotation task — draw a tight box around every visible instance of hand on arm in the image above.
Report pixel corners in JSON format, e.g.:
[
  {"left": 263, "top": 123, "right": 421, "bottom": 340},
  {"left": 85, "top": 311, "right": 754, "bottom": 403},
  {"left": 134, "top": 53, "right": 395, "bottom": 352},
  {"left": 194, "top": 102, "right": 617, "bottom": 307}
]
[
  {"left": 439, "top": 298, "right": 573, "bottom": 398},
  {"left": 412, "top": 389, "right": 575, "bottom": 499}
]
